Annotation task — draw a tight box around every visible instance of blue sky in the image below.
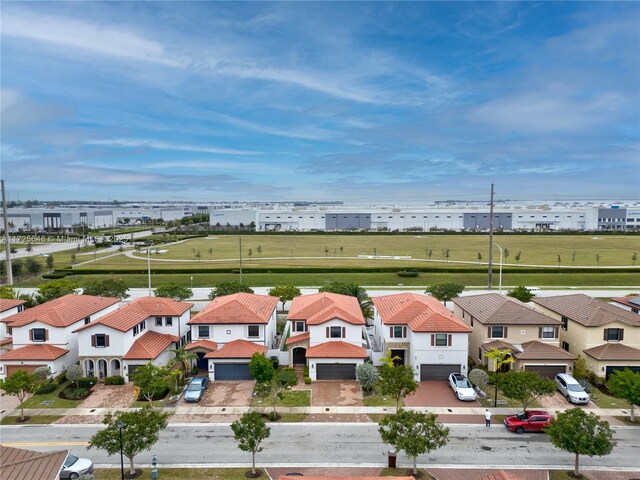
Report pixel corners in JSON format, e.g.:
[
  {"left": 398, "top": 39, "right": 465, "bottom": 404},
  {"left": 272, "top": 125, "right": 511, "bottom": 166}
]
[{"left": 1, "top": 1, "right": 639, "bottom": 203}]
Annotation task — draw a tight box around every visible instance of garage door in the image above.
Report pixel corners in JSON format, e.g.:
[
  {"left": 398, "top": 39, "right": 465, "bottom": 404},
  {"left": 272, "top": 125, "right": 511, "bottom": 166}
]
[
  {"left": 6, "top": 364, "right": 45, "bottom": 377},
  {"left": 127, "top": 364, "right": 144, "bottom": 377},
  {"left": 316, "top": 363, "right": 356, "bottom": 380},
  {"left": 420, "top": 364, "right": 459, "bottom": 381},
  {"left": 605, "top": 365, "right": 640, "bottom": 378},
  {"left": 524, "top": 365, "right": 567, "bottom": 378},
  {"left": 213, "top": 363, "right": 252, "bottom": 380}
]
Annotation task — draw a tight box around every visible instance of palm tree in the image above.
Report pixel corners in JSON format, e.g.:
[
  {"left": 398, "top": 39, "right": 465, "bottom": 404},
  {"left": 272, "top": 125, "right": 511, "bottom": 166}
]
[
  {"left": 485, "top": 348, "right": 514, "bottom": 407},
  {"left": 345, "top": 284, "right": 374, "bottom": 319},
  {"left": 169, "top": 346, "right": 198, "bottom": 377}
]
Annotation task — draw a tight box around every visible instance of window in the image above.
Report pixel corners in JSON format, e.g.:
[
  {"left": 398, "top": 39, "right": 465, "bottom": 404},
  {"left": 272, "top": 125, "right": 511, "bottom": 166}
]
[
  {"left": 562, "top": 341, "right": 570, "bottom": 351},
  {"left": 561, "top": 316, "right": 568, "bottom": 330},
  {"left": 198, "top": 326, "right": 210, "bottom": 338},
  {"left": 133, "top": 325, "right": 139, "bottom": 336},
  {"left": 84, "top": 317, "right": 91, "bottom": 325},
  {"left": 156, "top": 317, "right": 163, "bottom": 327},
  {"left": 541, "top": 326, "right": 556, "bottom": 339},
  {"left": 489, "top": 326, "right": 505, "bottom": 338},
  {"left": 434, "top": 333, "right": 448, "bottom": 346},
  {"left": 330, "top": 326, "right": 343, "bottom": 338},
  {"left": 294, "top": 321, "right": 305, "bottom": 332},
  {"left": 7, "top": 327, "right": 12, "bottom": 335},
  {"left": 95, "top": 334, "right": 107, "bottom": 348},
  {"left": 247, "top": 325, "right": 260, "bottom": 338},
  {"left": 32, "top": 328, "right": 46, "bottom": 342},
  {"left": 165, "top": 317, "right": 173, "bottom": 326},
  {"left": 470, "top": 316, "right": 474, "bottom": 327},
  {"left": 478, "top": 347, "right": 482, "bottom": 360},
  {"left": 139, "top": 321, "right": 146, "bottom": 332},
  {"left": 391, "top": 326, "right": 406, "bottom": 338},
  {"left": 604, "top": 328, "right": 623, "bottom": 341}
]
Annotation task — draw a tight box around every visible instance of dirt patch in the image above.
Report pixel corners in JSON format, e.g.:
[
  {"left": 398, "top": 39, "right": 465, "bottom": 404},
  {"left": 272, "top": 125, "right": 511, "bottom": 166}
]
[
  {"left": 306, "top": 381, "right": 363, "bottom": 406},
  {"left": 186, "top": 381, "right": 255, "bottom": 407},
  {"left": 537, "top": 391, "right": 596, "bottom": 409},
  {"left": 404, "top": 381, "right": 480, "bottom": 408},
  {"left": 169, "top": 414, "right": 242, "bottom": 423},
  {"left": 79, "top": 383, "right": 135, "bottom": 409},
  {"left": 55, "top": 415, "right": 105, "bottom": 424},
  {"left": 304, "top": 413, "right": 371, "bottom": 422},
  {"left": 268, "top": 467, "right": 382, "bottom": 478}
]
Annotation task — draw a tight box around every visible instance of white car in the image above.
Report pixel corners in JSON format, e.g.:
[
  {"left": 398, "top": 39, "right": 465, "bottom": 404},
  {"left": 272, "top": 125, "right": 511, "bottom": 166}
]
[
  {"left": 555, "top": 373, "right": 590, "bottom": 404},
  {"left": 60, "top": 453, "right": 94, "bottom": 479},
  {"left": 448, "top": 373, "right": 477, "bottom": 401}
]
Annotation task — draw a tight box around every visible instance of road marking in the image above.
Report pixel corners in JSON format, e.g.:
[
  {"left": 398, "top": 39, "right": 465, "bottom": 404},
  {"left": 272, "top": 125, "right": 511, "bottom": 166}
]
[{"left": 1, "top": 441, "right": 89, "bottom": 447}]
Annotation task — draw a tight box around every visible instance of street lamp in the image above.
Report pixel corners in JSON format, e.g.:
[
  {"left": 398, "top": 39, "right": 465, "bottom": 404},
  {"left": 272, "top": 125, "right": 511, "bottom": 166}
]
[
  {"left": 116, "top": 420, "right": 125, "bottom": 480},
  {"left": 495, "top": 243, "right": 503, "bottom": 294},
  {"left": 190, "top": 275, "right": 193, "bottom": 289},
  {"left": 147, "top": 241, "right": 154, "bottom": 297}
]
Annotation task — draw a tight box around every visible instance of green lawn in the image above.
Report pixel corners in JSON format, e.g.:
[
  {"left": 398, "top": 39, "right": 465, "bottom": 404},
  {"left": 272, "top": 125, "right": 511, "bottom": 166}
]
[
  {"left": 251, "top": 390, "right": 311, "bottom": 407},
  {"left": 549, "top": 470, "right": 591, "bottom": 480},
  {"left": 588, "top": 388, "right": 629, "bottom": 409},
  {"left": 94, "top": 468, "right": 267, "bottom": 480},
  {"left": 267, "top": 413, "right": 308, "bottom": 422},
  {"left": 477, "top": 385, "right": 541, "bottom": 409},
  {"left": 381, "top": 468, "right": 435, "bottom": 479},
  {"left": 131, "top": 400, "right": 165, "bottom": 408},
  {"left": 20, "top": 382, "right": 83, "bottom": 409},
  {"left": 363, "top": 384, "right": 400, "bottom": 407},
  {"left": 0, "top": 415, "right": 62, "bottom": 425}
]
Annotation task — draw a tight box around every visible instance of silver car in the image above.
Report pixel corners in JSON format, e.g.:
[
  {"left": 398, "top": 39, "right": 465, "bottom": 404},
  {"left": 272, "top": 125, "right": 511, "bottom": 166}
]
[
  {"left": 555, "top": 373, "right": 590, "bottom": 404},
  {"left": 184, "top": 376, "right": 209, "bottom": 403},
  {"left": 60, "top": 453, "right": 94, "bottom": 480}
]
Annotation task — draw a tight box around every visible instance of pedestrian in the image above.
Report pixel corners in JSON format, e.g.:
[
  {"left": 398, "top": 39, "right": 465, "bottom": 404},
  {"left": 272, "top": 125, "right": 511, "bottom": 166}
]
[{"left": 485, "top": 409, "right": 491, "bottom": 427}]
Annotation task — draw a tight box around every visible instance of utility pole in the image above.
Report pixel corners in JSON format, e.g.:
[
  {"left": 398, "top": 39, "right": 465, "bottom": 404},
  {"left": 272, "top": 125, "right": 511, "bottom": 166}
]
[
  {"left": 239, "top": 236, "right": 243, "bottom": 284},
  {"left": 2, "top": 180, "right": 13, "bottom": 285},
  {"left": 488, "top": 183, "right": 494, "bottom": 289}
]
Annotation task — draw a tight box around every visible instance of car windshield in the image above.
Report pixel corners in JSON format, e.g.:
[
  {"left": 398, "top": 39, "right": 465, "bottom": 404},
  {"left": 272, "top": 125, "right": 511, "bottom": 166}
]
[
  {"left": 516, "top": 412, "right": 528, "bottom": 420},
  {"left": 456, "top": 379, "right": 472, "bottom": 388},
  {"left": 567, "top": 384, "right": 585, "bottom": 392},
  {"left": 64, "top": 454, "right": 78, "bottom": 468},
  {"left": 187, "top": 383, "right": 202, "bottom": 391}
]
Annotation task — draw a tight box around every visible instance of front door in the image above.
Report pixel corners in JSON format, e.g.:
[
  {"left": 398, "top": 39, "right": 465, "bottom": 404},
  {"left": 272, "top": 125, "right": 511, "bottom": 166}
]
[
  {"left": 292, "top": 347, "right": 306, "bottom": 365},
  {"left": 391, "top": 349, "right": 405, "bottom": 366}
]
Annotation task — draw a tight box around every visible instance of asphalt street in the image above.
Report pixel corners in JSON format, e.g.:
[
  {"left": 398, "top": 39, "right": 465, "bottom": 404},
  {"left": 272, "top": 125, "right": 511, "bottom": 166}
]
[{"left": 1, "top": 423, "right": 638, "bottom": 470}]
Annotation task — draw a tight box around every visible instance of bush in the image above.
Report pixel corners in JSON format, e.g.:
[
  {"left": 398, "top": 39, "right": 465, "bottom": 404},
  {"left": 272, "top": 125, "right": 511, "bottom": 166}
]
[
  {"left": 397, "top": 269, "right": 419, "bottom": 277},
  {"left": 55, "top": 370, "right": 67, "bottom": 384},
  {"left": 279, "top": 367, "right": 297, "bottom": 386},
  {"left": 304, "top": 376, "right": 312, "bottom": 384},
  {"left": 303, "top": 366, "right": 309, "bottom": 377},
  {"left": 77, "top": 376, "right": 98, "bottom": 389},
  {"left": 104, "top": 376, "right": 125, "bottom": 385},
  {"left": 35, "top": 382, "right": 57, "bottom": 395},
  {"left": 61, "top": 387, "right": 89, "bottom": 399},
  {"left": 271, "top": 358, "right": 280, "bottom": 370}
]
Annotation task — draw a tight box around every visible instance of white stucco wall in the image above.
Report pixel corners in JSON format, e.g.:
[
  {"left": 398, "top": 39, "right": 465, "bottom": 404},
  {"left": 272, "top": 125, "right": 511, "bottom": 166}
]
[
  {"left": 409, "top": 331, "right": 470, "bottom": 380},
  {"left": 309, "top": 319, "right": 362, "bottom": 347},
  {"left": 191, "top": 323, "right": 271, "bottom": 346},
  {"left": 0, "top": 356, "right": 68, "bottom": 380}
]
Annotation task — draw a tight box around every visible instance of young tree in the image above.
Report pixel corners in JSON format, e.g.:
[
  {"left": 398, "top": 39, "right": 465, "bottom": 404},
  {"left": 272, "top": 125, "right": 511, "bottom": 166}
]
[
  {"left": 0, "top": 286, "right": 17, "bottom": 299},
  {"left": 255, "top": 368, "right": 297, "bottom": 420},
  {"left": 154, "top": 283, "right": 193, "bottom": 301},
  {"left": 257, "top": 245, "right": 262, "bottom": 256},
  {"left": 504, "top": 248, "right": 510, "bottom": 261},
  {"left": 378, "top": 410, "right": 450, "bottom": 475},
  {"left": 485, "top": 348, "right": 514, "bottom": 407},
  {"left": 88, "top": 406, "right": 169, "bottom": 477},
  {"left": 468, "top": 368, "right": 489, "bottom": 393},
  {"left": 572, "top": 355, "right": 589, "bottom": 381},
  {"left": 0, "top": 370, "right": 39, "bottom": 421},
  {"left": 355, "top": 362, "right": 379, "bottom": 394},
  {"left": 495, "top": 370, "right": 556, "bottom": 411},
  {"left": 209, "top": 281, "right": 254, "bottom": 299},
  {"left": 507, "top": 286, "right": 535, "bottom": 303},
  {"left": 596, "top": 254, "right": 601, "bottom": 268},
  {"left": 514, "top": 251, "right": 522, "bottom": 265},
  {"left": 37, "top": 279, "right": 79, "bottom": 302},
  {"left": 83, "top": 278, "right": 129, "bottom": 298},
  {"left": 324, "top": 246, "right": 329, "bottom": 256},
  {"left": 268, "top": 285, "right": 302, "bottom": 312},
  {"left": 168, "top": 346, "right": 198, "bottom": 376},
  {"left": 231, "top": 411, "right": 271, "bottom": 476},
  {"left": 33, "top": 366, "right": 51, "bottom": 383},
  {"left": 477, "top": 252, "right": 482, "bottom": 263},
  {"left": 248, "top": 353, "right": 275, "bottom": 384},
  {"left": 425, "top": 283, "right": 465, "bottom": 306},
  {"left": 427, "top": 249, "right": 433, "bottom": 259},
  {"left": 26, "top": 244, "right": 33, "bottom": 253},
  {"left": 46, "top": 255, "right": 54, "bottom": 273},
  {"left": 208, "top": 248, "right": 213, "bottom": 259},
  {"left": 557, "top": 254, "right": 562, "bottom": 266},
  {"left": 572, "top": 251, "right": 577, "bottom": 265},
  {"left": 195, "top": 250, "right": 201, "bottom": 261},
  {"left": 131, "top": 363, "right": 170, "bottom": 404},
  {"left": 26, "top": 257, "right": 42, "bottom": 278},
  {"left": 378, "top": 364, "right": 418, "bottom": 409},
  {"left": 632, "top": 252, "right": 637, "bottom": 266},
  {"left": 607, "top": 369, "right": 640, "bottom": 422},
  {"left": 66, "top": 364, "right": 84, "bottom": 389},
  {"left": 546, "top": 408, "right": 615, "bottom": 477},
  {"left": 71, "top": 253, "right": 77, "bottom": 265},
  {"left": 248, "top": 248, "right": 253, "bottom": 260},
  {"left": 340, "top": 246, "right": 343, "bottom": 255}
]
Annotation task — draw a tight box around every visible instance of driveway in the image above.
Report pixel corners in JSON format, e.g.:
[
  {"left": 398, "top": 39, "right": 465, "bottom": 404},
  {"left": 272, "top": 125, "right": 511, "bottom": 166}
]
[
  {"left": 182, "top": 381, "right": 255, "bottom": 407},
  {"left": 537, "top": 390, "right": 597, "bottom": 409},
  {"left": 293, "top": 380, "right": 363, "bottom": 406},
  {"left": 79, "top": 383, "right": 135, "bottom": 409},
  {"left": 404, "top": 381, "right": 480, "bottom": 408},
  {"left": 1, "top": 389, "right": 23, "bottom": 418}
]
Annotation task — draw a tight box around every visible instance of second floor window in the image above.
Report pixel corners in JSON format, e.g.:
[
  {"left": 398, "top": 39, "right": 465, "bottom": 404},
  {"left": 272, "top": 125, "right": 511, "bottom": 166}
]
[
  {"left": 84, "top": 317, "right": 91, "bottom": 325},
  {"left": 541, "top": 326, "right": 557, "bottom": 339},
  {"left": 165, "top": 317, "right": 173, "bottom": 326},
  {"left": 433, "top": 333, "right": 449, "bottom": 347},
  {"left": 561, "top": 316, "right": 568, "bottom": 330},
  {"left": 390, "top": 326, "right": 407, "bottom": 338},
  {"left": 32, "top": 328, "right": 46, "bottom": 342},
  {"left": 294, "top": 321, "right": 305, "bottom": 332},
  {"left": 95, "top": 334, "right": 107, "bottom": 348},
  {"left": 156, "top": 317, "right": 163, "bottom": 327},
  {"left": 247, "top": 325, "right": 260, "bottom": 338},
  {"left": 330, "top": 326, "right": 343, "bottom": 338},
  {"left": 604, "top": 328, "right": 624, "bottom": 341},
  {"left": 198, "top": 326, "right": 210, "bottom": 338},
  {"left": 489, "top": 326, "right": 506, "bottom": 338}
]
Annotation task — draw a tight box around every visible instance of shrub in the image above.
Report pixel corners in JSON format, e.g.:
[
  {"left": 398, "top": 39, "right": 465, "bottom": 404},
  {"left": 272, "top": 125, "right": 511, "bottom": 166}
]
[
  {"left": 66, "top": 365, "right": 84, "bottom": 387},
  {"left": 303, "top": 366, "right": 309, "bottom": 377},
  {"left": 279, "top": 367, "right": 297, "bottom": 386},
  {"left": 271, "top": 358, "right": 280, "bottom": 370},
  {"left": 104, "top": 376, "right": 125, "bottom": 385},
  {"left": 397, "top": 269, "right": 419, "bottom": 278},
  {"left": 55, "top": 370, "right": 67, "bottom": 384},
  {"left": 77, "top": 376, "right": 98, "bottom": 389},
  {"left": 304, "top": 376, "right": 312, "bottom": 384},
  {"left": 33, "top": 366, "right": 52, "bottom": 382},
  {"left": 35, "top": 382, "right": 58, "bottom": 395},
  {"left": 61, "top": 387, "right": 89, "bottom": 399}
]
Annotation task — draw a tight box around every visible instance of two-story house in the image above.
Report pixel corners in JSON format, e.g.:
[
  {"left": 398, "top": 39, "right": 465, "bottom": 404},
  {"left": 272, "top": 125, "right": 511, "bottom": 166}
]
[
  {"left": 373, "top": 293, "right": 472, "bottom": 381},
  {"left": 453, "top": 293, "right": 575, "bottom": 378},
  {"left": 74, "top": 296, "right": 192, "bottom": 381},
  {"left": 532, "top": 294, "right": 640, "bottom": 378},
  {"left": 611, "top": 295, "right": 640, "bottom": 315},
  {"left": 285, "top": 292, "right": 367, "bottom": 381},
  {"left": 0, "top": 299, "right": 26, "bottom": 353},
  {"left": 0, "top": 294, "right": 120, "bottom": 379},
  {"left": 187, "top": 293, "right": 278, "bottom": 381}
]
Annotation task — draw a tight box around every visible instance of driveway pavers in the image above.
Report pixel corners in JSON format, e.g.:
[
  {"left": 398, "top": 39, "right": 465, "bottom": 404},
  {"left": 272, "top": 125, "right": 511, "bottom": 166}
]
[
  {"left": 309, "top": 381, "right": 363, "bottom": 406},
  {"left": 78, "top": 383, "right": 135, "bottom": 409},
  {"left": 404, "top": 381, "right": 480, "bottom": 408}
]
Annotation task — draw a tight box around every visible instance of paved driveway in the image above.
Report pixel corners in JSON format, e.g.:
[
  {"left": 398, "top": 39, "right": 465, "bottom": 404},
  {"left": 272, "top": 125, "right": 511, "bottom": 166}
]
[
  {"left": 537, "top": 390, "right": 597, "bottom": 409},
  {"left": 294, "top": 381, "right": 363, "bottom": 406},
  {"left": 182, "top": 381, "right": 255, "bottom": 407},
  {"left": 79, "top": 383, "right": 135, "bottom": 409},
  {"left": 404, "top": 381, "right": 480, "bottom": 408}
]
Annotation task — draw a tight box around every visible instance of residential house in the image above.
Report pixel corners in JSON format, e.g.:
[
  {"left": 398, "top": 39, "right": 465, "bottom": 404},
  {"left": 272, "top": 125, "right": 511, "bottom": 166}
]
[
  {"left": 187, "top": 293, "right": 278, "bottom": 380},
  {"left": 0, "top": 294, "right": 120, "bottom": 379},
  {"left": 532, "top": 294, "right": 640, "bottom": 378},
  {"left": 0, "top": 299, "right": 26, "bottom": 353},
  {"left": 0, "top": 445, "right": 69, "bottom": 480},
  {"left": 74, "top": 296, "right": 192, "bottom": 381},
  {"left": 373, "top": 293, "right": 472, "bottom": 381},
  {"left": 452, "top": 293, "right": 575, "bottom": 378},
  {"left": 611, "top": 295, "right": 640, "bottom": 315},
  {"left": 285, "top": 292, "right": 368, "bottom": 381}
]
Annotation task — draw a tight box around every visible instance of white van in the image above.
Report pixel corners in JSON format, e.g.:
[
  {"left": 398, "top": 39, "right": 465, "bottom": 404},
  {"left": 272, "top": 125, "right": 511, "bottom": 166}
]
[{"left": 555, "top": 373, "right": 590, "bottom": 404}]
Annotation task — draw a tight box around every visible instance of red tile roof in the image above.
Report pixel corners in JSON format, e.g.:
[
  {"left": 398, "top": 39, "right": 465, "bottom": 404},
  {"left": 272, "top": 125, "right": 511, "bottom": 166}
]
[
  {"left": 0, "top": 446, "right": 68, "bottom": 480},
  {"left": 2, "top": 294, "right": 120, "bottom": 328},
  {"left": 0, "top": 344, "right": 69, "bottom": 361},
  {"left": 306, "top": 341, "right": 368, "bottom": 358},
  {"left": 288, "top": 293, "right": 364, "bottom": 325},
  {"left": 123, "top": 331, "right": 179, "bottom": 360},
  {"left": 374, "top": 293, "right": 471, "bottom": 333},
  {"left": 189, "top": 293, "right": 277, "bottom": 325},
  {"left": 583, "top": 343, "right": 640, "bottom": 361},
  {"left": 0, "top": 337, "right": 12, "bottom": 347},
  {"left": 204, "top": 339, "right": 267, "bottom": 359},
  {"left": 185, "top": 339, "right": 218, "bottom": 351},
  {"left": 74, "top": 296, "right": 192, "bottom": 333},
  {"left": 285, "top": 331, "right": 310, "bottom": 346},
  {"left": 0, "top": 299, "right": 26, "bottom": 313}
]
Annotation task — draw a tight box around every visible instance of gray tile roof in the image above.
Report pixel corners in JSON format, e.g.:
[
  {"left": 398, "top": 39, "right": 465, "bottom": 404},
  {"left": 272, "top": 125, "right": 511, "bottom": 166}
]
[
  {"left": 453, "top": 293, "right": 561, "bottom": 325},
  {"left": 532, "top": 294, "right": 640, "bottom": 327}
]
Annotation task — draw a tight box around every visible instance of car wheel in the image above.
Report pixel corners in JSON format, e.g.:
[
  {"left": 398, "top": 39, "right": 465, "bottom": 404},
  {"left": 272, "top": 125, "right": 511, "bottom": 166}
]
[
  {"left": 69, "top": 473, "right": 79, "bottom": 480},
  {"left": 515, "top": 426, "right": 524, "bottom": 434},
  {"left": 566, "top": 394, "right": 572, "bottom": 403}
]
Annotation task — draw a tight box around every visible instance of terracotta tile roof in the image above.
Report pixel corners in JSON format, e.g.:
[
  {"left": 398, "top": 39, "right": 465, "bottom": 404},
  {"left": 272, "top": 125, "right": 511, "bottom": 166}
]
[
  {"left": 74, "top": 296, "right": 192, "bottom": 333},
  {"left": 123, "top": 331, "right": 179, "bottom": 360},
  {"left": 288, "top": 293, "right": 364, "bottom": 325},
  {"left": 583, "top": 343, "right": 640, "bottom": 361},
  {"left": 204, "top": 339, "right": 267, "bottom": 359},
  {"left": 185, "top": 339, "right": 218, "bottom": 351},
  {"left": 0, "top": 337, "right": 12, "bottom": 347},
  {"left": 2, "top": 294, "right": 120, "bottom": 328},
  {"left": 285, "top": 331, "right": 310, "bottom": 346},
  {"left": 0, "top": 299, "right": 26, "bottom": 313},
  {"left": 0, "top": 446, "right": 68, "bottom": 480},
  {"left": 611, "top": 296, "right": 640, "bottom": 310},
  {"left": 0, "top": 344, "right": 69, "bottom": 361},
  {"left": 374, "top": 293, "right": 471, "bottom": 333},
  {"left": 189, "top": 293, "right": 277, "bottom": 325},
  {"left": 532, "top": 294, "right": 640, "bottom": 327},
  {"left": 453, "top": 294, "right": 561, "bottom": 326},
  {"left": 514, "top": 341, "right": 576, "bottom": 361},
  {"left": 306, "top": 341, "right": 368, "bottom": 358}
]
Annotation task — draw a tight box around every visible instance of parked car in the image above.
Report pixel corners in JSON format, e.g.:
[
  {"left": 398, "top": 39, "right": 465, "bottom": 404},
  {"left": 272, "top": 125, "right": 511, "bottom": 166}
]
[
  {"left": 60, "top": 453, "right": 94, "bottom": 479},
  {"left": 504, "top": 410, "right": 552, "bottom": 434},
  {"left": 555, "top": 373, "right": 590, "bottom": 404},
  {"left": 448, "top": 373, "right": 477, "bottom": 401},
  {"left": 184, "top": 376, "right": 209, "bottom": 403}
]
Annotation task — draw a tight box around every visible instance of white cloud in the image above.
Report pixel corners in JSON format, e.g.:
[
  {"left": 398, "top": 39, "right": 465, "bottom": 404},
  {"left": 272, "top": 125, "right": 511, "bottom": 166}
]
[{"left": 85, "top": 138, "right": 259, "bottom": 156}]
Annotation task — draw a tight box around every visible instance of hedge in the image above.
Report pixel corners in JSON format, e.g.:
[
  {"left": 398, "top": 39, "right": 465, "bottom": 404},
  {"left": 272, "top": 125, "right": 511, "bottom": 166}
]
[
  {"left": 77, "top": 376, "right": 98, "bottom": 389},
  {"left": 104, "top": 375, "right": 125, "bottom": 385}
]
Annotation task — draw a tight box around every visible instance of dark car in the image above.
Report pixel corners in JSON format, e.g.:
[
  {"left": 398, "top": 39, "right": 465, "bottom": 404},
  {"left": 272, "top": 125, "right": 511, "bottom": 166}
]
[
  {"left": 184, "top": 376, "right": 209, "bottom": 403},
  {"left": 504, "top": 410, "right": 552, "bottom": 434}
]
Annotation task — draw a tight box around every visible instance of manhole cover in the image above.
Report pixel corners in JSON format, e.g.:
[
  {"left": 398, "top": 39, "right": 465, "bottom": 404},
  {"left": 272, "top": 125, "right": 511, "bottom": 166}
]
[{"left": 41, "top": 400, "right": 54, "bottom": 405}]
